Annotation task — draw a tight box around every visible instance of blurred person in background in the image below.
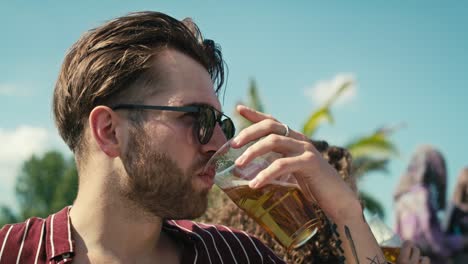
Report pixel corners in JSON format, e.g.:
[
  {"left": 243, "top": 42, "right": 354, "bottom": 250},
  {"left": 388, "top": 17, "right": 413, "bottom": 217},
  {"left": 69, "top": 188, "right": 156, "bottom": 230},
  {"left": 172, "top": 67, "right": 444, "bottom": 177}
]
[
  {"left": 394, "top": 145, "right": 468, "bottom": 263},
  {"left": 445, "top": 167, "right": 468, "bottom": 263}
]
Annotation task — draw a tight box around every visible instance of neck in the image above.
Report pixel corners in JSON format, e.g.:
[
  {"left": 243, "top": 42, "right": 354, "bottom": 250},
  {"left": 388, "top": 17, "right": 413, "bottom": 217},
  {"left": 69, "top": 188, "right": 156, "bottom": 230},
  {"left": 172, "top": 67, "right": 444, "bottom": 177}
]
[{"left": 70, "top": 169, "right": 164, "bottom": 261}]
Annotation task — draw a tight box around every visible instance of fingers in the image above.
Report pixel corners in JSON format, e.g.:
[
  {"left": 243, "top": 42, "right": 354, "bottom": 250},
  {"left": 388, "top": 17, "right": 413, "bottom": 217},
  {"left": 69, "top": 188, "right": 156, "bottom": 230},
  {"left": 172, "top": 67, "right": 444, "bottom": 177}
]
[
  {"left": 397, "top": 241, "right": 428, "bottom": 264},
  {"left": 249, "top": 155, "right": 309, "bottom": 188},
  {"left": 235, "top": 134, "right": 310, "bottom": 167},
  {"left": 232, "top": 133, "right": 318, "bottom": 189},
  {"left": 231, "top": 118, "right": 287, "bottom": 147},
  {"left": 398, "top": 240, "right": 413, "bottom": 262},
  {"left": 409, "top": 246, "right": 420, "bottom": 263},
  {"left": 236, "top": 104, "right": 277, "bottom": 123},
  {"left": 233, "top": 105, "right": 307, "bottom": 146}
]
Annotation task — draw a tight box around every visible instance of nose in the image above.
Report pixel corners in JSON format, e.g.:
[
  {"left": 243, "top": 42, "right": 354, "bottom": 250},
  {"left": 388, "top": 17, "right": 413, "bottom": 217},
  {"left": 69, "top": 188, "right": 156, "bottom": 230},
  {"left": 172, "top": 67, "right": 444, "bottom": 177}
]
[{"left": 200, "top": 123, "right": 229, "bottom": 154}]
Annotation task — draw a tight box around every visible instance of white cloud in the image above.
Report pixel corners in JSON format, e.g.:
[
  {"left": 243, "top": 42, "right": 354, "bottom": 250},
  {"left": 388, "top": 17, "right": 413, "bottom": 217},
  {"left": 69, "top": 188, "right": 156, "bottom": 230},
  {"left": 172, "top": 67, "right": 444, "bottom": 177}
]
[
  {"left": 304, "top": 73, "right": 357, "bottom": 107},
  {"left": 0, "top": 126, "right": 50, "bottom": 208},
  {"left": 0, "top": 126, "right": 49, "bottom": 163},
  {"left": 0, "top": 83, "right": 31, "bottom": 97}
]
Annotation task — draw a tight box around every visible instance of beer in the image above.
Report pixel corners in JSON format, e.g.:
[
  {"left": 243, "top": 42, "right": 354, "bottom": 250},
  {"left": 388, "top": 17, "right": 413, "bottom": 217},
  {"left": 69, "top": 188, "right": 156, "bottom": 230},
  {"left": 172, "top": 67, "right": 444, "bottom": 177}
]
[
  {"left": 381, "top": 246, "right": 400, "bottom": 263},
  {"left": 224, "top": 182, "right": 322, "bottom": 250}
]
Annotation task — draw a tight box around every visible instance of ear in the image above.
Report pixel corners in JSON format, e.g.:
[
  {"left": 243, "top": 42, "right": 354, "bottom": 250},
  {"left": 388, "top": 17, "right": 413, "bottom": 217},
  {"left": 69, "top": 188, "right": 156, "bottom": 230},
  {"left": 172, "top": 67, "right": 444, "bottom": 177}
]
[{"left": 89, "top": 106, "right": 122, "bottom": 157}]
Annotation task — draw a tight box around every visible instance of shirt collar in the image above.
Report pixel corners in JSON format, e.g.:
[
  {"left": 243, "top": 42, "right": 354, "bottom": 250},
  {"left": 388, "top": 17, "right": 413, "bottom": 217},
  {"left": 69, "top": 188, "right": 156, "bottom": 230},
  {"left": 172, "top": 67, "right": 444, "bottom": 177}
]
[
  {"left": 44, "top": 208, "right": 198, "bottom": 261},
  {"left": 163, "top": 219, "right": 199, "bottom": 244},
  {"left": 45, "top": 206, "right": 75, "bottom": 261}
]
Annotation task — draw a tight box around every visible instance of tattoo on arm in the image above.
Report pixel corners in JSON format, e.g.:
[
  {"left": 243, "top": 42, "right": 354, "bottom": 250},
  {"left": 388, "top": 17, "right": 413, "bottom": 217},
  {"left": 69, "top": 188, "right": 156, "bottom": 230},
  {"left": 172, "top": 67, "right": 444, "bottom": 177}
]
[
  {"left": 344, "top": 225, "right": 360, "bottom": 264},
  {"left": 344, "top": 225, "right": 388, "bottom": 264},
  {"left": 366, "top": 256, "right": 387, "bottom": 264}
]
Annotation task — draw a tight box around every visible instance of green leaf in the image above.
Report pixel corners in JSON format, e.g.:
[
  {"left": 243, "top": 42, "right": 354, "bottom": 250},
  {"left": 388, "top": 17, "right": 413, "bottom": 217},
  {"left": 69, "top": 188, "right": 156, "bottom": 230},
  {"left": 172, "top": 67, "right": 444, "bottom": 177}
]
[
  {"left": 302, "top": 80, "right": 352, "bottom": 137},
  {"left": 346, "top": 132, "right": 398, "bottom": 160},
  {"left": 247, "top": 79, "right": 264, "bottom": 113},
  {"left": 360, "top": 191, "right": 385, "bottom": 219},
  {"left": 352, "top": 157, "right": 389, "bottom": 179},
  {"left": 302, "top": 107, "right": 334, "bottom": 137}
]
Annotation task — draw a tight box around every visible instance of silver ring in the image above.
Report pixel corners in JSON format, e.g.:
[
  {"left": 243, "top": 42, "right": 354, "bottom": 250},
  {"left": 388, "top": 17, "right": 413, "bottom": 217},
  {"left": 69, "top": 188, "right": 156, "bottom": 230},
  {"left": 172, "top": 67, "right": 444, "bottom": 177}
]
[{"left": 282, "top": 123, "right": 290, "bottom": 137}]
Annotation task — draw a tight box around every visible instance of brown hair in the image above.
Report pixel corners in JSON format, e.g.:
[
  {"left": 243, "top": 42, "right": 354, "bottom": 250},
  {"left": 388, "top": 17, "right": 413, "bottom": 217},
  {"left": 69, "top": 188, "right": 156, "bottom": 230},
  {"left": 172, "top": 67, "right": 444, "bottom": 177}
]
[{"left": 53, "top": 11, "right": 225, "bottom": 157}]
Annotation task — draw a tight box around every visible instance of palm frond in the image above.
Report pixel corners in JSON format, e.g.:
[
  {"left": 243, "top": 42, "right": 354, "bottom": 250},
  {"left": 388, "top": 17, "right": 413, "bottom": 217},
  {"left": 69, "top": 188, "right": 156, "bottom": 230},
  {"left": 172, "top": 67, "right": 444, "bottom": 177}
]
[
  {"left": 247, "top": 79, "right": 264, "bottom": 113},
  {"left": 346, "top": 131, "right": 398, "bottom": 160},
  {"left": 352, "top": 157, "right": 389, "bottom": 179},
  {"left": 302, "top": 81, "right": 352, "bottom": 137},
  {"left": 323, "top": 80, "right": 353, "bottom": 108},
  {"left": 302, "top": 107, "right": 334, "bottom": 137}
]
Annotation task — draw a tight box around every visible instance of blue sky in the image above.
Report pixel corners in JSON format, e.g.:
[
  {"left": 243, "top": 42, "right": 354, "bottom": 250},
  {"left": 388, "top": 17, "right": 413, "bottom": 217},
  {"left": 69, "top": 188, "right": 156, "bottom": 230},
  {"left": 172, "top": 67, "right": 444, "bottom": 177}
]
[{"left": 1, "top": 1, "right": 467, "bottom": 226}]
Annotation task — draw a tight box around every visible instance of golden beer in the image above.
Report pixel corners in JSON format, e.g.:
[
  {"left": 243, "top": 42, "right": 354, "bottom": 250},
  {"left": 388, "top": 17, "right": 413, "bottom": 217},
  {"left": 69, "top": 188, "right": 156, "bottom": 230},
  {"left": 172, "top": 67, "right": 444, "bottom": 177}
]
[
  {"left": 224, "top": 182, "right": 322, "bottom": 250},
  {"left": 381, "top": 246, "right": 400, "bottom": 263}
]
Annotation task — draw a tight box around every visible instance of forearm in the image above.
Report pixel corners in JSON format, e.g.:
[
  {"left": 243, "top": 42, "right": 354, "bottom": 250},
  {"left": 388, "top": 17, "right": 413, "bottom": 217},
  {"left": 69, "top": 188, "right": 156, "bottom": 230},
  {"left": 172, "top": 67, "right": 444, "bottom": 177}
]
[
  {"left": 329, "top": 200, "right": 386, "bottom": 264},
  {"left": 295, "top": 169, "right": 385, "bottom": 263}
]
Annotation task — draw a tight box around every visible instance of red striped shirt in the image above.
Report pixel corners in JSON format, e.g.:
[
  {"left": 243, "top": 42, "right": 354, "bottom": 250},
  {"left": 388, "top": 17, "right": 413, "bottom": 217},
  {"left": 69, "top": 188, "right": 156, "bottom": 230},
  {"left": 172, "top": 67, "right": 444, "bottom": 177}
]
[{"left": 0, "top": 207, "right": 284, "bottom": 263}]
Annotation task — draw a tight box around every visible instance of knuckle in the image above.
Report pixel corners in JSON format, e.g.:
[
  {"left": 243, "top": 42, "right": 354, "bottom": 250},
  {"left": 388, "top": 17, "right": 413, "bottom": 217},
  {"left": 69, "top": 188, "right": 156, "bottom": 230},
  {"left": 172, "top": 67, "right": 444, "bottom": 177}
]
[
  {"left": 303, "top": 141, "right": 316, "bottom": 152},
  {"left": 267, "top": 133, "right": 281, "bottom": 144},
  {"left": 273, "top": 159, "right": 287, "bottom": 171},
  {"left": 302, "top": 151, "right": 315, "bottom": 161},
  {"left": 263, "top": 118, "right": 276, "bottom": 129}
]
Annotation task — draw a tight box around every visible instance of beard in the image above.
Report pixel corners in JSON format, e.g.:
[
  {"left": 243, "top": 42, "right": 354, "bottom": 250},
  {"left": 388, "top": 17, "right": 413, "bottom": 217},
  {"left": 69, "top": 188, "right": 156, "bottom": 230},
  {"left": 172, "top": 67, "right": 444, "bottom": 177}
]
[{"left": 120, "top": 126, "right": 210, "bottom": 219}]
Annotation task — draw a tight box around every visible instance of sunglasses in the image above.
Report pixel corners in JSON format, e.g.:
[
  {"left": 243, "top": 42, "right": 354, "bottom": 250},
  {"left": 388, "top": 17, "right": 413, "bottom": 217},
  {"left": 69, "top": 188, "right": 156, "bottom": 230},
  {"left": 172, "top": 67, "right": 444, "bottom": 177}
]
[{"left": 112, "top": 104, "right": 236, "bottom": 145}]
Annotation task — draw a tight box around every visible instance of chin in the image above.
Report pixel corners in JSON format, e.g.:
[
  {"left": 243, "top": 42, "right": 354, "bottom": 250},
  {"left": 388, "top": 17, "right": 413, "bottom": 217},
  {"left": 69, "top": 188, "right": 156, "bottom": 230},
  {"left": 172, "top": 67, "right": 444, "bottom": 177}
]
[{"left": 162, "top": 192, "right": 209, "bottom": 220}]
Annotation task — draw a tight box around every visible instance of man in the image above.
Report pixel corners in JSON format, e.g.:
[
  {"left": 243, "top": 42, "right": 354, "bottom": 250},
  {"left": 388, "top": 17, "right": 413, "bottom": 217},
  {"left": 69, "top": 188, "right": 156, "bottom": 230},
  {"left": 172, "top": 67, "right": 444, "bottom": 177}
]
[{"left": 0, "top": 11, "right": 386, "bottom": 263}]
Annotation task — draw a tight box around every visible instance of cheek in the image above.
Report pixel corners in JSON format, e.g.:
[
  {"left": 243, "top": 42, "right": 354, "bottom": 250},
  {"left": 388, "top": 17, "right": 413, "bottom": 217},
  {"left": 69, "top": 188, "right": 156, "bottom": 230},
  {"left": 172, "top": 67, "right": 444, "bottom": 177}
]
[{"left": 161, "top": 126, "right": 198, "bottom": 170}]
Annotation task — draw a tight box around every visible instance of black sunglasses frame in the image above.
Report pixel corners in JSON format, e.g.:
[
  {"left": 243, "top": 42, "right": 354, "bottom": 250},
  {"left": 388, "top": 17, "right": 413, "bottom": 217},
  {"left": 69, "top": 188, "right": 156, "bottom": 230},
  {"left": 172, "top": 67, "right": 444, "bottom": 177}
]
[{"left": 112, "top": 104, "right": 235, "bottom": 144}]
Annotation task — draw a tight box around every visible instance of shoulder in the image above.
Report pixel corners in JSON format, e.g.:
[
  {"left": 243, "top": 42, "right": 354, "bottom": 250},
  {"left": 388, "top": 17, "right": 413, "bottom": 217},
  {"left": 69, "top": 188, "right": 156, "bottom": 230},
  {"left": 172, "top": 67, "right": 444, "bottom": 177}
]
[
  {"left": 0, "top": 217, "right": 46, "bottom": 262},
  {"left": 169, "top": 220, "right": 285, "bottom": 263}
]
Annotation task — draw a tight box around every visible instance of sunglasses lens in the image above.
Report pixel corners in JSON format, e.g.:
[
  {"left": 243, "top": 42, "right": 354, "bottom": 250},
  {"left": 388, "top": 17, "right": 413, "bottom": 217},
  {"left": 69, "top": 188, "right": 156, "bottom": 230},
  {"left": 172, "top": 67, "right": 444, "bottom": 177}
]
[
  {"left": 221, "top": 118, "right": 235, "bottom": 140},
  {"left": 198, "top": 107, "right": 216, "bottom": 144}
]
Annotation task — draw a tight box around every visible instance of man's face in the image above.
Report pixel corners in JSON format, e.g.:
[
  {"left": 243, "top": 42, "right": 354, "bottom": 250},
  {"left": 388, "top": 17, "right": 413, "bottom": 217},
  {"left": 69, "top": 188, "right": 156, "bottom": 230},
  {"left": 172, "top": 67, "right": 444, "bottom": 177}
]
[{"left": 119, "top": 49, "right": 227, "bottom": 219}]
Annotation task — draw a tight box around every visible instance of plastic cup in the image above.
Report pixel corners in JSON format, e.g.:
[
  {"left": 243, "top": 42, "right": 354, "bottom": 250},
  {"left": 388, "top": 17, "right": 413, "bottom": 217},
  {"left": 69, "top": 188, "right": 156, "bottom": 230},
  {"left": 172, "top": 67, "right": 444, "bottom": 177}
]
[{"left": 204, "top": 139, "right": 322, "bottom": 250}]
